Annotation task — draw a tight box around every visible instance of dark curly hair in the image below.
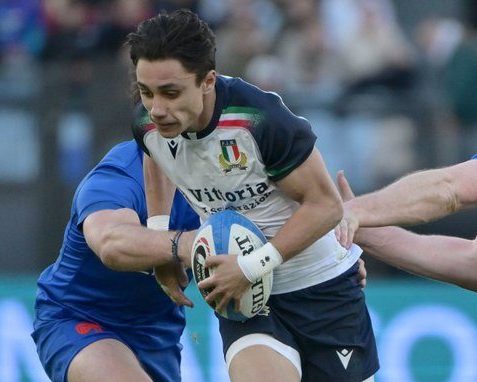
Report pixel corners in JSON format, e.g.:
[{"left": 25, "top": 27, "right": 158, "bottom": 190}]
[{"left": 126, "top": 9, "right": 216, "bottom": 86}]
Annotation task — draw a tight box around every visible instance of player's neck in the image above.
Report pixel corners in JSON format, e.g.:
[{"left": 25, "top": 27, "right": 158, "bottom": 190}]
[{"left": 196, "top": 88, "right": 216, "bottom": 132}]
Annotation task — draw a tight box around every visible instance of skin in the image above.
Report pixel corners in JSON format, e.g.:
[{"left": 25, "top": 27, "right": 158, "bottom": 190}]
[
  {"left": 136, "top": 58, "right": 216, "bottom": 138},
  {"left": 136, "top": 58, "right": 343, "bottom": 312},
  {"left": 83, "top": 207, "right": 194, "bottom": 272},
  {"left": 337, "top": 170, "right": 477, "bottom": 292},
  {"left": 336, "top": 159, "right": 477, "bottom": 249},
  {"left": 67, "top": 339, "right": 153, "bottom": 382},
  {"left": 229, "top": 346, "right": 300, "bottom": 382}
]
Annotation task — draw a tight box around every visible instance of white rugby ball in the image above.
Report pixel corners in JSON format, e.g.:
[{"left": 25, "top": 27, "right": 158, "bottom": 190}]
[{"left": 191, "top": 209, "right": 273, "bottom": 321}]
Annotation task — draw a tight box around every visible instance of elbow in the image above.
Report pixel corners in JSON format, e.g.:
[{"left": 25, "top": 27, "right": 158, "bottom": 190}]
[{"left": 441, "top": 173, "right": 461, "bottom": 215}]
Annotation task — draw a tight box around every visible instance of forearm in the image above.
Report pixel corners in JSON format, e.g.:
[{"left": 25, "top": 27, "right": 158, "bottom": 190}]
[
  {"left": 271, "top": 198, "right": 343, "bottom": 260},
  {"left": 347, "top": 168, "right": 459, "bottom": 227},
  {"left": 97, "top": 223, "right": 176, "bottom": 271},
  {"left": 356, "top": 226, "right": 477, "bottom": 291},
  {"left": 273, "top": 148, "right": 343, "bottom": 260}
]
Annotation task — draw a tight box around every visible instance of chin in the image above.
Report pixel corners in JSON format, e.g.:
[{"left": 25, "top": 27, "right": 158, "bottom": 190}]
[{"left": 157, "top": 129, "right": 181, "bottom": 139}]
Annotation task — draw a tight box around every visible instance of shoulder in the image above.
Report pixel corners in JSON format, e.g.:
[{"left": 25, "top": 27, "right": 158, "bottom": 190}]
[
  {"left": 99, "top": 140, "right": 143, "bottom": 176},
  {"left": 75, "top": 140, "right": 144, "bottom": 203},
  {"left": 219, "top": 75, "right": 311, "bottom": 133},
  {"left": 222, "top": 76, "right": 289, "bottom": 112}
]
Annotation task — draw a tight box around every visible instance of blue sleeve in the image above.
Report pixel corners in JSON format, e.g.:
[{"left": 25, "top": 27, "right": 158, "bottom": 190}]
[
  {"left": 169, "top": 190, "right": 200, "bottom": 231},
  {"left": 472, "top": 154, "right": 477, "bottom": 160},
  {"left": 75, "top": 166, "right": 146, "bottom": 226}
]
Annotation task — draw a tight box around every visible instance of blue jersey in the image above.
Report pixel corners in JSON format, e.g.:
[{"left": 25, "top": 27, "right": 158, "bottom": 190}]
[{"left": 35, "top": 140, "right": 199, "bottom": 350}]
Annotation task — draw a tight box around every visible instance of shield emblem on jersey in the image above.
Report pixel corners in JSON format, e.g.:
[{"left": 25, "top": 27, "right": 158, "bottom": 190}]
[
  {"left": 219, "top": 139, "right": 248, "bottom": 174},
  {"left": 221, "top": 139, "right": 240, "bottom": 163}
]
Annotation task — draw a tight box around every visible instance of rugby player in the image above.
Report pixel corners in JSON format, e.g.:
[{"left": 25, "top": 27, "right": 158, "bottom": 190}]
[{"left": 129, "top": 10, "right": 378, "bottom": 382}]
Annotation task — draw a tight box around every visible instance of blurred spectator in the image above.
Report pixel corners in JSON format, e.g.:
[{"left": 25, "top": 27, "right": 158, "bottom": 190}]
[
  {"left": 416, "top": 17, "right": 477, "bottom": 162},
  {"left": 152, "top": 0, "right": 200, "bottom": 14},
  {"left": 215, "top": 0, "right": 271, "bottom": 77},
  {"left": 0, "top": 0, "right": 45, "bottom": 58},
  {"left": 0, "top": 0, "right": 44, "bottom": 100},
  {"left": 336, "top": 0, "right": 417, "bottom": 95},
  {"left": 274, "top": 11, "right": 342, "bottom": 102},
  {"left": 42, "top": 0, "right": 154, "bottom": 60}
]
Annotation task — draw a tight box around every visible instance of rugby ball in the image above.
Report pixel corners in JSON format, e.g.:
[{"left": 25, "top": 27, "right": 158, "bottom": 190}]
[{"left": 191, "top": 210, "right": 273, "bottom": 321}]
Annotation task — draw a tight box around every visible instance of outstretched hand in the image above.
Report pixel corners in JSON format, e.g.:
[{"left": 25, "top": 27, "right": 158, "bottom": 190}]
[
  {"left": 154, "top": 262, "right": 194, "bottom": 307},
  {"left": 335, "top": 171, "right": 359, "bottom": 249}
]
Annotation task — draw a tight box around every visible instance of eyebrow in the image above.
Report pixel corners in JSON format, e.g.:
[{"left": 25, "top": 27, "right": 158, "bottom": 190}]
[{"left": 137, "top": 81, "right": 183, "bottom": 91}]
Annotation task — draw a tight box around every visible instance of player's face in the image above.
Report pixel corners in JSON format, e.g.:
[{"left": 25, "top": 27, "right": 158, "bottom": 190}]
[{"left": 136, "top": 58, "right": 216, "bottom": 138}]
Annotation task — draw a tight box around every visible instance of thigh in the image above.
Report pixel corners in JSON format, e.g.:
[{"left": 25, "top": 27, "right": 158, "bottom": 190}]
[
  {"left": 218, "top": 310, "right": 301, "bottom": 382},
  {"left": 270, "top": 262, "right": 379, "bottom": 382},
  {"left": 68, "top": 339, "right": 152, "bottom": 382},
  {"left": 32, "top": 317, "right": 151, "bottom": 382},
  {"left": 229, "top": 342, "right": 300, "bottom": 382}
]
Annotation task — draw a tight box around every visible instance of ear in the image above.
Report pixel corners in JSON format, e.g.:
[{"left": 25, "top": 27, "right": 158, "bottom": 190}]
[{"left": 202, "top": 70, "right": 216, "bottom": 94}]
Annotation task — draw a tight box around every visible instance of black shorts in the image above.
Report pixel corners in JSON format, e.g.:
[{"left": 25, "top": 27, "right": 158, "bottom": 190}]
[{"left": 218, "top": 262, "right": 379, "bottom": 382}]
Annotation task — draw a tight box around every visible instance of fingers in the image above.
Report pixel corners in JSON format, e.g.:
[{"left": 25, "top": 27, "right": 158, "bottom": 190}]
[
  {"left": 336, "top": 170, "right": 355, "bottom": 202},
  {"left": 199, "top": 280, "right": 230, "bottom": 312},
  {"left": 335, "top": 218, "right": 351, "bottom": 249},
  {"left": 177, "top": 266, "right": 190, "bottom": 288},
  {"left": 204, "top": 255, "right": 225, "bottom": 268},
  {"left": 358, "top": 258, "right": 367, "bottom": 289},
  {"left": 161, "top": 284, "right": 194, "bottom": 307}
]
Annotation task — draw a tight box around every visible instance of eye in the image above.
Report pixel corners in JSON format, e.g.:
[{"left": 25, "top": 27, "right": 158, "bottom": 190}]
[
  {"left": 139, "top": 88, "right": 153, "bottom": 98},
  {"left": 163, "top": 91, "right": 180, "bottom": 99}
]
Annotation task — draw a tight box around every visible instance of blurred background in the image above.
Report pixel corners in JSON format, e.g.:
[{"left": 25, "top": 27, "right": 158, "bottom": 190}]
[{"left": 1, "top": 0, "right": 477, "bottom": 381}]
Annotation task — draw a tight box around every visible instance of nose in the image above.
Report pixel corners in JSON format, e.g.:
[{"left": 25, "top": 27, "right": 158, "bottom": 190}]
[{"left": 151, "top": 96, "right": 167, "bottom": 119}]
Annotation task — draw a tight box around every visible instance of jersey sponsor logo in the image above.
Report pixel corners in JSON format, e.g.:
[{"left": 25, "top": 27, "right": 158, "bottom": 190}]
[
  {"left": 218, "top": 139, "right": 248, "bottom": 174},
  {"left": 75, "top": 322, "right": 104, "bottom": 335},
  {"left": 336, "top": 348, "right": 353, "bottom": 369},
  {"left": 188, "top": 183, "right": 269, "bottom": 203},
  {"left": 167, "top": 139, "right": 178, "bottom": 158}
]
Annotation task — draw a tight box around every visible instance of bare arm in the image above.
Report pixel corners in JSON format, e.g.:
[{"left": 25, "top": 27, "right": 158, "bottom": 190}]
[
  {"left": 143, "top": 154, "right": 175, "bottom": 217},
  {"left": 356, "top": 226, "right": 477, "bottom": 292},
  {"left": 272, "top": 148, "right": 343, "bottom": 259},
  {"left": 347, "top": 159, "right": 477, "bottom": 227},
  {"left": 84, "top": 208, "right": 180, "bottom": 271}
]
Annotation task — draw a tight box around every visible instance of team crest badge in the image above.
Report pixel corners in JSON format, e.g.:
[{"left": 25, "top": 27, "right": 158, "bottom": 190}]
[{"left": 218, "top": 139, "right": 248, "bottom": 174}]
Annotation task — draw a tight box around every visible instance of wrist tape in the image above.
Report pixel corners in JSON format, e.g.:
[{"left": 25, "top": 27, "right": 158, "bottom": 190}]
[
  {"left": 237, "top": 242, "right": 283, "bottom": 282},
  {"left": 147, "top": 215, "right": 170, "bottom": 231}
]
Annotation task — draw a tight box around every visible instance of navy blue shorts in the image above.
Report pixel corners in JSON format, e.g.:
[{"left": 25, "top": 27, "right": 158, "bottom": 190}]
[
  {"left": 218, "top": 262, "right": 379, "bottom": 382},
  {"left": 32, "top": 315, "right": 181, "bottom": 382}
]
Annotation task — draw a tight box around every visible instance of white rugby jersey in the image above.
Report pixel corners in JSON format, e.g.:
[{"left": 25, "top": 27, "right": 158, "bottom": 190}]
[{"left": 134, "top": 76, "right": 361, "bottom": 294}]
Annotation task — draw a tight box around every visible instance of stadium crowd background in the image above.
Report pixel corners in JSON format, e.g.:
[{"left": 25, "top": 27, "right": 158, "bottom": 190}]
[
  {"left": 1, "top": 1, "right": 477, "bottom": 381},
  {"left": 2, "top": 0, "right": 477, "bottom": 277}
]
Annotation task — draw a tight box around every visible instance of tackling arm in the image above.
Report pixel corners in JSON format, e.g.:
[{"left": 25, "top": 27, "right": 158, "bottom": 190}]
[
  {"left": 347, "top": 159, "right": 477, "bottom": 228},
  {"left": 356, "top": 226, "right": 477, "bottom": 292},
  {"left": 84, "top": 208, "right": 186, "bottom": 271}
]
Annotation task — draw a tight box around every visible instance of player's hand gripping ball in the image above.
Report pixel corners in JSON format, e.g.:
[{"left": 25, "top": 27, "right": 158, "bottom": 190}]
[{"left": 191, "top": 210, "right": 273, "bottom": 321}]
